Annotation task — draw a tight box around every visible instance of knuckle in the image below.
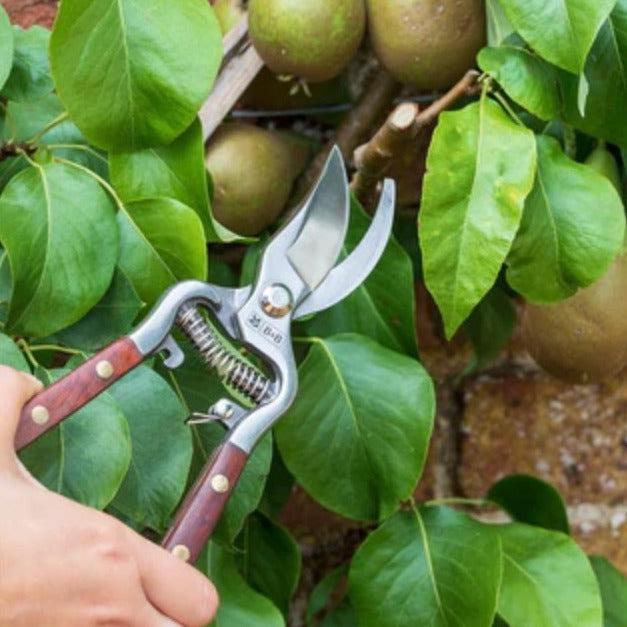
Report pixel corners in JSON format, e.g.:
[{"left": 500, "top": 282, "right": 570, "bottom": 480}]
[{"left": 86, "top": 519, "right": 130, "bottom": 565}]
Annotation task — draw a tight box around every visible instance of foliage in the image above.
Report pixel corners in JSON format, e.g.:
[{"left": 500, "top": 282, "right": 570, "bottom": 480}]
[{"left": 0, "top": 0, "right": 625, "bottom": 626}]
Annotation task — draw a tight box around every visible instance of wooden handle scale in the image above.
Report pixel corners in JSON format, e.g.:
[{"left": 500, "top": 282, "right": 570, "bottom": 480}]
[
  {"left": 161, "top": 441, "right": 249, "bottom": 563},
  {"left": 15, "top": 337, "right": 144, "bottom": 450}
]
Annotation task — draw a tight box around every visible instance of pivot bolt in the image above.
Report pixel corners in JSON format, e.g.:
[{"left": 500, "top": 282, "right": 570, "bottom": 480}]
[{"left": 261, "top": 284, "right": 292, "bottom": 317}]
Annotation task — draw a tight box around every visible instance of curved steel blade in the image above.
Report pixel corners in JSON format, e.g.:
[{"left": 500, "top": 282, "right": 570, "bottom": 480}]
[
  {"left": 286, "top": 146, "right": 349, "bottom": 291},
  {"left": 293, "top": 178, "right": 395, "bottom": 319}
]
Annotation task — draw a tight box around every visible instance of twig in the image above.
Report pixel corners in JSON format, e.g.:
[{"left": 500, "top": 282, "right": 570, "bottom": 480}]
[
  {"left": 297, "top": 67, "right": 402, "bottom": 197},
  {"left": 0, "top": 140, "right": 36, "bottom": 161},
  {"left": 350, "top": 102, "right": 419, "bottom": 204},
  {"left": 350, "top": 70, "right": 481, "bottom": 206}
]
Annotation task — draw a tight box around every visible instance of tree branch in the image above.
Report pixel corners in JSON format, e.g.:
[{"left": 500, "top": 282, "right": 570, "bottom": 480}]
[{"left": 350, "top": 70, "right": 481, "bottom": 207}]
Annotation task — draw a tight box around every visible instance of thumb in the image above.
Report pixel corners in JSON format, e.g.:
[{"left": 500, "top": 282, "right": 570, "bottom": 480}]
[{"left": 0, "top": 365, "right": 43, "bottom": 456}]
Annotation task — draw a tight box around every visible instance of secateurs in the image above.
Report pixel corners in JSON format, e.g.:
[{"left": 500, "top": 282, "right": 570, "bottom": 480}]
[{"left": 14, "top": 146, "right": 395, "bottom": 564}]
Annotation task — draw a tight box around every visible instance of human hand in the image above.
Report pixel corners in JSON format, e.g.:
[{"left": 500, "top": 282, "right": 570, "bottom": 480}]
[{"left": 0, "top": 365, "right": 218, "bottom": 626}]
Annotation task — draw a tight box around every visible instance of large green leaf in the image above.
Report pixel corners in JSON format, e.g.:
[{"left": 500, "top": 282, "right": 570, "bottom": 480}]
[
  {"left": 303, "top": 197, "right": 417, "bottom": 357},
  {"left": 49, "top": 0, "right": 222, "bottom": 151},
  {"left": 420, "top": 96, "right": 536, "bottom": 338},
  {"left": 496, "top": 0, "right": 615, "bottom": 73},
  {"left": 107, "top": 366, "right": 192, "bottom": 532},
  {"left": 0, "top": 6, "right": 13, "bottom": 91},
  {"left": 488, "top": 474, "right": 569, "bottom": 533},
  {"left": 306, "top": 564, "right": 349, "bottom": 626},
  {"left": 198, "top": 542, "right": 284, "bottom": 627},
  {"left": 0, "top": 249, "right": 11, "bottom": 324},
  {"left": 275, "top": 334, "right": 435, "bottom": 521},
  {"left": 191, "top": 422, "right": 272, "bottom": 545},
  {"left": 497, "top": 523, "right": 603, "bottom": 627},
  {"left": 1, "top": 26, "right": 52, "bottom": 102},
  {"left": 559, "top": 0, "right": 627, "bottom": 148},
  {"left": 236, "top": 512, "right": 301, "bottom": 617},
  {"left": 52, "top": 268, "right": 143, "bottom": 351},
  {"left": 463, "top": 285, "right": 515, "bottom": 373},
  {"left": 589, "top": 555, "right": 627, "bottom": 627},
  {"left": 0, "top": 162, "right": 118, "bottom": 337},
  {"left": 0, "top": 333, "right": 29, "bottom": 371},
  {"left": 478, "top": 47, "right": 561, "bottom": 121},
  {"left": 506, "top": 136, "right": 625, "bottom": 303},
  {"left": 117, "top": 197, "right": 207, "bottom": 306},
  {"left": 109, "top": 119, "right": 217, "bottom": 238},
  {"left": 348, "top": 507, "right": 502, "bottom": 627},
  {"left": 19, "top": 368, "right": 131, "bottom": 509}
]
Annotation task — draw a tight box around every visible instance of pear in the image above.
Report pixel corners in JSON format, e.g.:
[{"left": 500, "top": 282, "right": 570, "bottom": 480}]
[
  {"left": 248, "top": 0, "right": 366, "bottom": 83},
  {"left": 584, "top": 143, "right": 622, "bottom": 196},
  {"left": 366, "top": 0, "right": 485, "bottom": 90},
  {"left": 205, "top": 123, "right": 310, "bottom": 236},
  {"left": 522, "top": 252, "right": 627, "bottom": 383},
  {"left": 212, "top": 0, "right": 244, "bottom": 34}
]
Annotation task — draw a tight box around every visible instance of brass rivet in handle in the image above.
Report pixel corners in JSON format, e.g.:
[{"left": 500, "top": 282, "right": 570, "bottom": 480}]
[
  {"left": 95, "top": 360, "right": 114, "bottom": 379},
  {"left": 211, "top": 474, "right": 229, "bottom": 493},
  {"left": 171, "top": 544, "right": 191, "bottom": 562},
  {"left": 31, "top": 405, "right": 50, "bottom": 425}
]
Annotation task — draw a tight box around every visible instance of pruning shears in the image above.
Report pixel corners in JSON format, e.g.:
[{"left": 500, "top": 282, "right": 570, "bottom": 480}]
[{"left": 13, "top": 147, "right": 395, "bottom": 564}]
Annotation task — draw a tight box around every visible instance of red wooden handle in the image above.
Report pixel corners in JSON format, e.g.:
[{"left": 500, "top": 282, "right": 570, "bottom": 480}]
[
  {"left": 15, "top": 337, "right": 144, "bottom": 451},
  {"left": 161, "top": 441, "right": 248, "bottom": 563}
]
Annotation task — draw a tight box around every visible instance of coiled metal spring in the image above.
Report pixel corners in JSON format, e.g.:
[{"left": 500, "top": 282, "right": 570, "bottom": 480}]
[{"left": 176, "top": 303, "right": 271, "bottom": 405}]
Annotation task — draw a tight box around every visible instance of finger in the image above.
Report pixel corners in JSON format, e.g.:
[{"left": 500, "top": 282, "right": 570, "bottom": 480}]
[
  {"left": 128, "top": 529, "right": 218, "bottom": 627},
  {"left": 0, "top": 366, "right": 43, "bottom": 450},
  {"left": 133, "top": 601, "right": 184, "bottom": 627}
]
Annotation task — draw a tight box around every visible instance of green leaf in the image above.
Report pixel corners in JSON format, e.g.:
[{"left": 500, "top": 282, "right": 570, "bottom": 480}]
[
  {"left": 1, "top": 26, "right": 52, "bottom": 102},
  {"left": 198, "top": 542, "right": 284, "bottom": 627},
  {"left": 420, "top": 96, "right": 536, "bottom": 338},
  {"left": 559, "top": 0, "right": 627, "bottom": 148},
  {"left": 109, "top": 118, "right": 221, "bottom": 240},
  {"left": 303, "top": 197, "right": 418, "bottom": 357},
  {"left": 0, "top": 6, "right": 13, "bottom": 91},
  {"left": 117, "top": 197, "right": 207, "bottom": 307},
  {"left": 52, "top": 269, "right": 143, "bottom": 351},
  {"left": 478, "top": 47, "right": 560, "bottom": 121},
  {"left": 258, "top": 443, "right": 294, "bottom": 519},
  {"left": 487, "top": 474, "right": 569, "bottom": 533},
  {"left": 236, "top": 512, "right": 301, "bottom": 617},
  {"left": 0, "top": 162, "right": 118, "bottom": 337},
  {"left": 106, "top": 366, "right": 192, "bottom": 532},
  {"left": 348, "top": 507, "right": 503, "bottom": 627},
  {"left": 275, "top": 334, "right": 435, "bottom": 521},
  {"left": 497, "top": 523, "right": 603, "bottom": 627},
  {"left": 0, "top": 333, "right": 29, "bottom": 371},
  {"left": 49, "top": 0, "right": 222, "bottom": 151},
  {"left": 463, "top": 285, "right": 515, "bottom": 373},
  {"left": 486, "top": 0, "right": 514, "bottom": 45},
  {"left": 321, "top": 599, "right": 357, "bottom": 627},
  {"left": 1, "top": 94, "right": 108, "bottom": 178},
  {"left": 0, "top": 248, "right": 11, "bottom": 324},
  {"left": 306, "top": 564, "right": 349, "bottom": 626},
  {"left": 506, "top": 135, "right": 626, "bottom": 303},
  {"left": 496, "top": 0, "right": 616, "bottom": 73},
  {"left": 191, "top": 423, "right": 273, "bottom": 545},
  {"left": 19, "top": 368, "right": 131, "bottom": 509},
  {"left": 589, "top": 555, "right": 627, "bottom": 627}
]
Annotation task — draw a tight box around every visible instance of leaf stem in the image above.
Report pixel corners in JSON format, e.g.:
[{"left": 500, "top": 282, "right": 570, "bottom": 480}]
[
  {"left": 52, "top": 156, "right": 125, "bottom": 211},
  {"left": 15, "top": 339, "right": 39, "bottom": 369},
  {"left": 28, "top": 111, "right": 70, "bottom": 144},
  {"left": 47, "top": 143, "right": 108, "bottom": 166},
  {"left": 28, "top": 343, "right": 82, "bottom": 355},
  {"left": 492, "top": 90, "right": 525, "bottom": 127}
]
